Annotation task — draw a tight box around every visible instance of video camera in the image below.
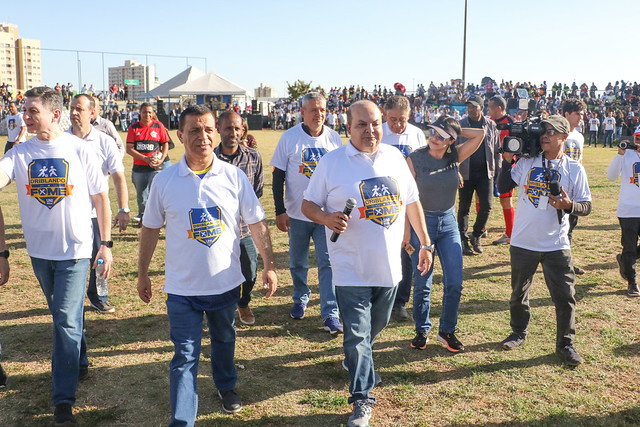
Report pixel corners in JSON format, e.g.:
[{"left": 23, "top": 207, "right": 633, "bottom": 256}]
[
  {"left": 619, "top": 140, "right": 638, "bottom": 150},
  {"left": 497, "top": 113, "right": 544, "bottom": 158}
]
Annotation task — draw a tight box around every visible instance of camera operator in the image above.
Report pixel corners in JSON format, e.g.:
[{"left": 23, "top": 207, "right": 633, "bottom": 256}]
[
  {"left": 498, "top": 115, "right": 592, "bottom": 366},
  {"left": 607, "top": 127, "right": 640, "bottom": 297}
]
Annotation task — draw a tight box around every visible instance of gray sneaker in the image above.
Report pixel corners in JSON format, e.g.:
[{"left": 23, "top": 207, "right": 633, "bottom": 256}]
[
  {"left": 391, "top": 304, "right": 409, "bottom": 321},
  {"left": 501, "top": 332, "right": 526, "bottom": 350},
  {"left": 556, "top": 344, "right": 584, "bottom": 366},
  {"left": 348, "top": 399, "right": 373, "bottom": 427},
  {"left": 90, "top": 301, "right": 115, "bottom": 314}
]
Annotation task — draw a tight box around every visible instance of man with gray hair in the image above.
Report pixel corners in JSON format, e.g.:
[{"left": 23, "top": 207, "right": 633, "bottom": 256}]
[
  {"left": 270, "top": 92, "right": 343, "bottom": 333},
  {"left": 381, "top": 95, "right": 427, "bottom": 320}
]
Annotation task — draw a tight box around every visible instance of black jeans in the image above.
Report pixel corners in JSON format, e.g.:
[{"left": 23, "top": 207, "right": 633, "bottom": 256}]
[
  {"left": 509, "top": 246, "right": 577, "bottom": 347},
  {"left": 619, "top": 217, "right": 640, "bottom": 285},
  {"left": 394, "top": 249, "right": 414, "bottom": 306},
  {"left": 457, "top": 176, "right": 493, "bottom": 242}
]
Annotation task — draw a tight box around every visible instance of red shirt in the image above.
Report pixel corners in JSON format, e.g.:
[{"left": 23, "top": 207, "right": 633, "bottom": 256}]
[{"left": 126, "top": 120, "right": 170, "bottom": 172}]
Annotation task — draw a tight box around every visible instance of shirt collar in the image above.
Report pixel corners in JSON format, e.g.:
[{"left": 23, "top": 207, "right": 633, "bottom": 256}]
[
  {"left": 178, "top": 152, "right": 222, "bottom": 177},
  {"left": 345, "top": 140, "right": 387, "bottom": 158}
]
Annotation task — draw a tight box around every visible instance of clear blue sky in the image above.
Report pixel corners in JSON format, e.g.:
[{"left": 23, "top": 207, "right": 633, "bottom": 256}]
[{"left": 3, "top": 0, "right": 638, "bottom": 96}]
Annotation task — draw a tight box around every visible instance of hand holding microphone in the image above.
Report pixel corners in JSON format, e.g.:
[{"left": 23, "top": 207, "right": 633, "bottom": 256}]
[
  {"left": 330, "top": 198, "right": 357, "bottom": 242},
  {"left": 548, "top": 181, "right": 565, "bottom": 224}
]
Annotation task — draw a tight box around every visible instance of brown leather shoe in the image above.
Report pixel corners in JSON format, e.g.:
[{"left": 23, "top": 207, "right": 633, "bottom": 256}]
[{"left": 237, "top": 306, "right": 255, "bottom": 325}]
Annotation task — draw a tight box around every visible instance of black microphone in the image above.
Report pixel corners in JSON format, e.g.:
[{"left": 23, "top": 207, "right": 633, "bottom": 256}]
[
  {"left": 330, "top": 198, "right": 357, "bottom": 242},
  {"left": 549, "top": 181, "right": 563, "bottom": 224}
]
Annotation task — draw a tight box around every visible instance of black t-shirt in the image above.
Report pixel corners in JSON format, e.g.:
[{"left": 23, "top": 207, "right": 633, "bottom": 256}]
[{"left": 468, "top": 118, "right": 487, "bottom": 179}]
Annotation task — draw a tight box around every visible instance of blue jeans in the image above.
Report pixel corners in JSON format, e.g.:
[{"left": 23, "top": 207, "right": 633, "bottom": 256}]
[
  {"left": 336, "top": 285, "right": 397, "bottom": 404},
  {"left": 87, "top": 218, "right": 108, "bottom": 304},
  {"left": 604, "top": 130, "right": 614, "bottom": 147},
  {"left": 410, "top": 207, "right": 463, "bottom": 334},
  {"left": 167, "top": 299, "right": 237, "bottom": 427},
  {"left": 131, "top": 169, "right": 159, "bottom": 216},
  {"left": 288, "top": 218, "right": 338, "bottom": 320},
  {"left": 238, "top": 235, "right": 258, "bottom": 308},
  {"left": 30, "top": 257, "right": 90, "bottom": 406}
]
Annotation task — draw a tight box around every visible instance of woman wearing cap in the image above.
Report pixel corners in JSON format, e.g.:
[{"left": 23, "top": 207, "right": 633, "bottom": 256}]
[{"left": 404, "top": 117, "right": 485, "bottom": 352}]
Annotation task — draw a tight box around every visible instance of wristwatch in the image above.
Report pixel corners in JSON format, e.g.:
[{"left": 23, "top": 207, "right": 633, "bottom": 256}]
[
  {"left": 118, "top": 207, "right": 130, "bottom": 213},
  {"left": 0, "top": 249, "right": 9, "bottom": 258},
  {"left": 101, "top": 241, "right": 114, "bottom": 248},
  {"left": 420, "top": 244, "right": 435, "bottom": 252}
]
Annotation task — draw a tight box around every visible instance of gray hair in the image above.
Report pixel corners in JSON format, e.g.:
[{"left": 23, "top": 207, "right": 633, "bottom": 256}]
[
  {"left": 25, "top": 86, "right": 63, "bottom": 114},
  {"left": 384, "top": 95, "right": 410, "bottom": 113},
  {"left": 301, "top": 92, "right": 326, "bottom": 108}
]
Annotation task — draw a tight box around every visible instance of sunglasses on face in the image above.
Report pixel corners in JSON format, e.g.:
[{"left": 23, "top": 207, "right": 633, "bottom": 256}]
[
  {"left": 543, "top": 128, "right": 559, "bottom": 136},
  {"left": 429, "top": 129, "right": 451, "bottom": 141}
]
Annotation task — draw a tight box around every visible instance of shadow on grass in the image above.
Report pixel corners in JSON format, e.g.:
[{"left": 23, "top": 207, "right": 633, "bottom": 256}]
[
  {"left": 614, "top": 341, "right": 640, "bottom": 357},
  {"left": 447, "top": 405, "right": 640, "bottom": 426},
  {"left": 0, "top": 307, "right": 50, "bottom": 321}
]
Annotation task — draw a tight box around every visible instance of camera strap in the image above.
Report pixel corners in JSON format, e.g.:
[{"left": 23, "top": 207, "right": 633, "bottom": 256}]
[{"left": 542, "top": 155, "right": 565, "bottom": 193}]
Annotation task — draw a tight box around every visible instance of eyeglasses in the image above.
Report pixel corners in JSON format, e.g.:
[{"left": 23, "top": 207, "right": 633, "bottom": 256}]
[
  {"left": 543, "top": 129, "right": 558, "bottom": 136},
  {"left": 429, "top": 129, "right": 450, "bottom": 141}
]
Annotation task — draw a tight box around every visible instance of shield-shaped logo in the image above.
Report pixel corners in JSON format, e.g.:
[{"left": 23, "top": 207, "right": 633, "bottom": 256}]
[
  {"left": 26, "top": 158, "right": 73, "bottom": 209},
  {"left": 524, "top": 167, "right": 560, "bottom": 208},
  {"left": 358, "top": 177, "right": 401, "bottom": 228},
  {"left": 299, "top": 147, "right": 329, "bottom": 178},
  {"left": 630, "top": 162, "right": 640, "bottom": 187},
  {"left": 187, "top": 207, "right": 226, "bottom": 247}
]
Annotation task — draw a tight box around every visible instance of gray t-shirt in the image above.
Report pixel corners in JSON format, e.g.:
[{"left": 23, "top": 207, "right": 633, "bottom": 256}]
[{"left": 409, "top": 146, "right": 460, "bottom": 212}]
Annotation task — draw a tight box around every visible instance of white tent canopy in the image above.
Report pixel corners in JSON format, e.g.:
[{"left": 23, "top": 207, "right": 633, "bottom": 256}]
[
  {"left": 169, "top": 72, "right": 247, "bottom": 96},
  {"left": 145, "top": 66, "right": 205, "bottom": 98}
]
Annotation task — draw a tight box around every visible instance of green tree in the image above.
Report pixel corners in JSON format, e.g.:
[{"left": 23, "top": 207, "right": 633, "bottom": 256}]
[{"left": 286, "top": 79, "right": 322, "bottom": 100}]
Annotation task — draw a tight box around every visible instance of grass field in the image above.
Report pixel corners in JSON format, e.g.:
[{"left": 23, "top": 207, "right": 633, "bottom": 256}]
[{"left": 0, "top": 127, "right": 638, "bottom": 426}]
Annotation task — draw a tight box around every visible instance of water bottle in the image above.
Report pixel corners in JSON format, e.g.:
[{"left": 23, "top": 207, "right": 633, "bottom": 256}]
[{"left": 96, "top": 258, "right": 108, "bottom": 297}]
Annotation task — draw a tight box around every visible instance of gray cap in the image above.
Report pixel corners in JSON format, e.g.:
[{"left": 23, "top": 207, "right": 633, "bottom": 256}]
[
  {"left": 541, "top": 115, "right": 570, "bottom": 134},
  {"left": 466, "top": 95, "right": 484, "bottom": 108}
]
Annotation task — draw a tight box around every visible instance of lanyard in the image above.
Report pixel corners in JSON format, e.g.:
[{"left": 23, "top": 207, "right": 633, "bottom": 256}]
[{"left": 542, "top": 155, "right": 564, "bottom": 189}]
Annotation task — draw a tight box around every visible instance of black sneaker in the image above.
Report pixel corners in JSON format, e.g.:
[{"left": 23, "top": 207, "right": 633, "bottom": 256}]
[
  {"left": 437, "top": 331, "right": 464, "bottom": 352},
  {"left": 628, "top": 283, "right": 640, "bottom": 298},
  {"left": 54, "top": 404, "right": 77, "bottom": 426},
  {"left": 0, "top": 363, "right": 7, "bottom": 389},
  {"left": 556, "top": 344, "right": 584, "bottom": 366},
  {"left": 617, "top": 254, "right": 628, "bottom": 281},
  {"left": 90, "top": 301, "right": 116, "bottom": 314},
  {"left": 470, "top": 235, "right": 483, "bottom": 254},
  {"left": 410, "top": 332, "right": 429, "bottom": 350},
  {"left": 78, "top": 367, "right": 89, "bottom": 381},
  {"left": 501, "top": 332, "right": 526, "bottom": 350},
  {"left": 218, "top": 389, "right": 242, "bottom": 413},
  {"left": 462, "top": 240, "right": 475, "bottom": 256}
]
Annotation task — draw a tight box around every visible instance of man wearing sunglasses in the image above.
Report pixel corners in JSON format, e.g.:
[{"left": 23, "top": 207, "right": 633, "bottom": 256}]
[
  {"left": 456, "top": 95, "right": 502, "bottom": 255},
  {"left": 497, "top": 115, "right": 592, "bottom": 366}
]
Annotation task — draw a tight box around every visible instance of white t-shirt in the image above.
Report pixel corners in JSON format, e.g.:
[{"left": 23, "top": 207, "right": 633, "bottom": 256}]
[
  {"left": 603, "top": 117, "right": 616, "bottom": 130},
  {"left": 0, "top": 133, "right": 107, "bottom": 259},
  {"left": 589, "top": 118, "right": 599, "bottom": 131},
  {"left": 270, "top": 124, "right": 342, "bottom": 221},
  {"left": 143, "top": 155, "right": 266, "bottom": 296},
  {"left": 564, "top": 129, "right": 584, "bottom": 162},
  {"left": 68, "top": 127, "right": 124, "bottom": 217},
  {"left": 607, "top": 150, "right": 640, "bottom": 217},
  {"left": 381, "top": 122, "right": 427, "bottom": 158},
  {"left": 6, "top": 113, "right": 26, "bottom": 143},
  {"left": 303, "top": 142, "right": 419, "bottom": 287},
  {"left": 510, "top": 154, "right": 591, "bottom": 252}
]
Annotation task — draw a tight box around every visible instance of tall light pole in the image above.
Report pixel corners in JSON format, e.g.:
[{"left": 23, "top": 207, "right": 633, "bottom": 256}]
[{"left": 462, "top": 0, "right": 468, "bottom": 89}]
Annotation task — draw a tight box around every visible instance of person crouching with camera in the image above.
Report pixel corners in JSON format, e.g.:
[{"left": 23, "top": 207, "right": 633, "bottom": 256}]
[
  {"left": 497, "top": 115, "right": 592, "bottom": 366},
  {"left": 607, "top": 127, "right": 640, "bottom": 297}
]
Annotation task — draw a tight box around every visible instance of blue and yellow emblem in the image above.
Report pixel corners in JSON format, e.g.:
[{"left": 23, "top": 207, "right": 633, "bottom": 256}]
[
  {"left": 299, "top": 147, "right": 328, "bottom": 178},
  {"left": 630, "top": 162, "right": 640, "bottom": 187},
  {"left": 524, "top": 167, "right": 560, "bottom": 208},
  {"left": 392, "top": 144, "right": 412, "bottom": 158},
  {"left": 26, "top": 158, "right": 73, "bottom": 209},
  {"left": 187, "top": 207, "right": 226, "bottom": 247},
  {"left": 358, "top": 177, "right": 401, "bottom": 228}
]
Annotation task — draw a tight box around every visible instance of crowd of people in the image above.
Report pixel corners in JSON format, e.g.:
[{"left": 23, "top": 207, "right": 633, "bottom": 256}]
[{"left": 0, "top": 80, "right": 639, "bottom": 427}]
